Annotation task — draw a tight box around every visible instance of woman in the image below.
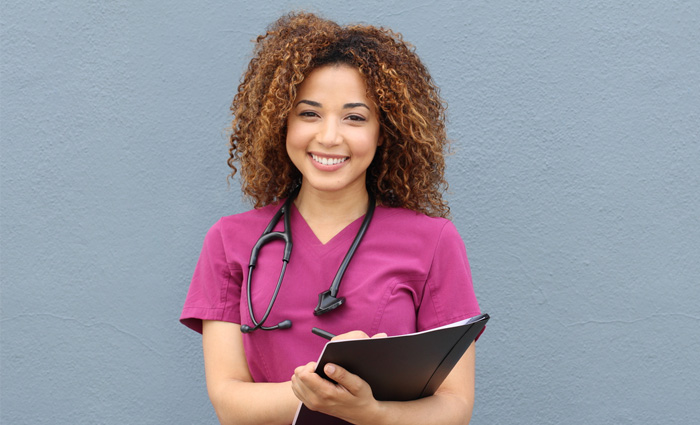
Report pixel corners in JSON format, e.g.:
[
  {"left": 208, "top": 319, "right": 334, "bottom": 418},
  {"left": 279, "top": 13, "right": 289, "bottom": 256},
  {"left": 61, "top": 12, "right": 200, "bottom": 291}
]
[{"left": 181, "top": 12, "right": 482, "bottom": 425}]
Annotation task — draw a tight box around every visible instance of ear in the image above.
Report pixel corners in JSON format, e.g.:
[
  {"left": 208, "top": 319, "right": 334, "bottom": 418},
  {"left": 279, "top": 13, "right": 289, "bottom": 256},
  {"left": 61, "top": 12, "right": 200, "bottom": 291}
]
[{"left": 377, "top": 129, "right": 385, "bottom": 147}]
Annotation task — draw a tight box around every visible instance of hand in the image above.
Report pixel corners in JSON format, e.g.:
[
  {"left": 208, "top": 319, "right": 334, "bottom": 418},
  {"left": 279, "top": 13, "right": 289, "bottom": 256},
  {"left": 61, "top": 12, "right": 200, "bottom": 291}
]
[
  {"left": 330, "top": 330, "right": 388, "bottom": 342},
  {"left": 290, "top": 330, "right": 387, "bottom": 423}
]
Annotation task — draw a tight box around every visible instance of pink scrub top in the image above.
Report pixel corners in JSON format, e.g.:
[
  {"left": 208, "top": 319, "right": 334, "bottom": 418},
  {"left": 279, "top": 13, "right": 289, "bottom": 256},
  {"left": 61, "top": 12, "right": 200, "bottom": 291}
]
[{"left": 181, "top": 201, "right": 481, "bottom": 383}]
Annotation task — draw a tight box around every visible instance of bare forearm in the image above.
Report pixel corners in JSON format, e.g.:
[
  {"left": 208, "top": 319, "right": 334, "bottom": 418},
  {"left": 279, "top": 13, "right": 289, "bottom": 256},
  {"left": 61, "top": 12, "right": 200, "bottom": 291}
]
[
  {"left": 209, "top": 379, "right": 299, "bottom": 425},
  {"left": 366, "top": 392, "right": 473, "bottom": 425},
  {"left": 292, "top": 342, "right": 476, "bottom": 425}
]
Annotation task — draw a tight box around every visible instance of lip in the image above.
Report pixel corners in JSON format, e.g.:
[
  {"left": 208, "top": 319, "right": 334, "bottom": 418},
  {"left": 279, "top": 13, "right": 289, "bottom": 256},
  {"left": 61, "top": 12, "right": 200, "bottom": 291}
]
[{"left": 308, "top": 152, "right": 349, "bottom": 171}]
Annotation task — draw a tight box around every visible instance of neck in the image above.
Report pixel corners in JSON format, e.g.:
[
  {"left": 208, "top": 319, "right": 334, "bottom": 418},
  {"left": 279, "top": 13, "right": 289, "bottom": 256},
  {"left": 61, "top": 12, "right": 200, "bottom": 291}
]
[
  {"left": 295, "top": 184, "right": 369, "bottom": 222},
  {"left": 294, "top": 185, "right": 370, "bottom": 243}
]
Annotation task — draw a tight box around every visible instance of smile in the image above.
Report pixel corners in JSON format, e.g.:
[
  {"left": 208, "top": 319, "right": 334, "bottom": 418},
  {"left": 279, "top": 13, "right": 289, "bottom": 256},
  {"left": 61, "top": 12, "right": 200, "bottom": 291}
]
[{"left": 310, "top": 153, "right": 348, "bottom": 166}]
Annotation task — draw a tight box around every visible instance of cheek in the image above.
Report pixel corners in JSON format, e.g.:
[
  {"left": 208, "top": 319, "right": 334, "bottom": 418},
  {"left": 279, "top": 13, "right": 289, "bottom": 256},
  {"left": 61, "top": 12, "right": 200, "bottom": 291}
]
[
  {"left": 358, "top": 129, "right": 381, "bottom": 158},
  {"left": 285, "top": 125, "right": 304, "bottom": 153}
]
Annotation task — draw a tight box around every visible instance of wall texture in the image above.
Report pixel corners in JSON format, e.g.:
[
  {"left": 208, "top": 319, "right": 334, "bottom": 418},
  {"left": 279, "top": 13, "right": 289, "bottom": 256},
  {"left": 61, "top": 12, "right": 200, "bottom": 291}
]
[{"left": 2, "top": 1, "right": 699, "bottom": 424}]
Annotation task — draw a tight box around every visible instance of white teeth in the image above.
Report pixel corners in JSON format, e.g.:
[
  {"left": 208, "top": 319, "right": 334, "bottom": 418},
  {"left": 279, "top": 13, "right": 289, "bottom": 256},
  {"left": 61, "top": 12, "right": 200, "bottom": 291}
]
[{"left": 311, "top": 154, "right": 348, "bottom": 166}]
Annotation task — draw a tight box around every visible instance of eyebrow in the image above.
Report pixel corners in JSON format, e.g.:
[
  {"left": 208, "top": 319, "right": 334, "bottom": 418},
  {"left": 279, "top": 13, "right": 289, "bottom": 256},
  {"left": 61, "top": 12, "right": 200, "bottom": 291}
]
[{"left": 295, "top": 100, "right": 371, "bottom": 110}]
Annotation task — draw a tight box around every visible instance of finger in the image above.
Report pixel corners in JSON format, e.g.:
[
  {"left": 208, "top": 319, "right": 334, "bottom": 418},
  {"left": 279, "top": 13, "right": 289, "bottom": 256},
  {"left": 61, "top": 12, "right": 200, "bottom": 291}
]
[
  {"left": 292, "top": 362, "right": 317, "bottom": 392},
  {"left": 323, "top": 363, "right": 366, "bottom": 396},
  {"left": 371, "top": 332, "right": 388, "bottom": 338},
  {"left": 296, "top": 362, "right": 337, "bottom": 394},
  {"left": 331, "top": 330, "right": 370, "bottom": 341},
  {"left": 294, "top": 361, "right": 316, "bottom": 375},
  {"left": 293, "top": 362, "right": 319, "bottom": 391},
  {"left": 292, "top": 362, "right": 325, "bottom": 403}
]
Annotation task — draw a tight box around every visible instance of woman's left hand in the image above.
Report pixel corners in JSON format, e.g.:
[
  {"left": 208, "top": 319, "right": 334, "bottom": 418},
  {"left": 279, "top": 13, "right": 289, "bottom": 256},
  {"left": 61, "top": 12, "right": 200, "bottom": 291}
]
[{"left": 291, "top": 330, "right": 387, "bottom": 423}]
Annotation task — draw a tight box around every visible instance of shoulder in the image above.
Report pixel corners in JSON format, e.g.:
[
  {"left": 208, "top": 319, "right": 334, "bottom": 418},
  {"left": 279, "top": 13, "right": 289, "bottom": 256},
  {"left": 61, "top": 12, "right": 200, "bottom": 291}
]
[
  {"left": 369, "top": 206, "right": 463, "bottom": 251},
  {"left": 216, "top": 202, "right": 281, "bottom": 233},
  {"left": 203, "top": 202, "right": 283, "bottom": 253},
  {"left": 372, "top": 206, "right": 458, "bottom": 236}
]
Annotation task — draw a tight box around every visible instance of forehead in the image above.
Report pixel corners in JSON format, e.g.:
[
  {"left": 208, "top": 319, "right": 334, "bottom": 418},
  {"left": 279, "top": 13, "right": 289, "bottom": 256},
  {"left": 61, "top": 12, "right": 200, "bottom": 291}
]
[{"left": 295, "top": 65, "right": 372, "bottom": 102}]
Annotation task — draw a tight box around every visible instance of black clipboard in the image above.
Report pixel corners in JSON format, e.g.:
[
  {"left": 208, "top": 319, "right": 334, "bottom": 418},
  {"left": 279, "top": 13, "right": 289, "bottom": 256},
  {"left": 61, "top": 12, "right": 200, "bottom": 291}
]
[{"left": 292, "top": 313, "right": 489, "bottom": 425}]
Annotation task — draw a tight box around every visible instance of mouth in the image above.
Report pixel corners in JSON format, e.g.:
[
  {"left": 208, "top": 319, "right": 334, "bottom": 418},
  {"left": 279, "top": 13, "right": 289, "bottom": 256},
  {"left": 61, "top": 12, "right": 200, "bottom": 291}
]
[{"left": 310, "top": 153, "right": 349, "bottom": 166}]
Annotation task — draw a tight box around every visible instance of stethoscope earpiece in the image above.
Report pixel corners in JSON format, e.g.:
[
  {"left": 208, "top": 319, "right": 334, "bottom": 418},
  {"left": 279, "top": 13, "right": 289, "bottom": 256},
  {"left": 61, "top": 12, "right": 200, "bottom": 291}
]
[{"left": 240, "top": 319, "right": 292, "bottom": 333}]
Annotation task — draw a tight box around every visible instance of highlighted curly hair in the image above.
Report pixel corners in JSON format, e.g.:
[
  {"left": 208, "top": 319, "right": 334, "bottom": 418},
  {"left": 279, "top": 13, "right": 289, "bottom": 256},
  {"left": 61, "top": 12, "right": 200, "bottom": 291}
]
[{"left": 228, "top": 12, "right": 450, "bottom": 217}]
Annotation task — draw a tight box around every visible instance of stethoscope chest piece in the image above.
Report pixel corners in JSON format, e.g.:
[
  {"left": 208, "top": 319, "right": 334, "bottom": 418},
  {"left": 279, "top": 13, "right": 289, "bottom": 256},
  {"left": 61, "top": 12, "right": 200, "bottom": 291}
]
[{"left": 315, "top": 290, "right": 345, "bottom": 315}]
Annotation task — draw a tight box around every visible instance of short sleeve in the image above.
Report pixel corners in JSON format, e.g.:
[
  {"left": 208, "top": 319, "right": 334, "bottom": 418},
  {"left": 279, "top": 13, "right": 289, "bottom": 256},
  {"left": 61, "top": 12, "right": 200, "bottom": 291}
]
[
  {"left": 416, "top": 221, "right": 481, "bottom": 332},
  {"left": 180, "top": 219, "right": 243, "bottom": 333}
]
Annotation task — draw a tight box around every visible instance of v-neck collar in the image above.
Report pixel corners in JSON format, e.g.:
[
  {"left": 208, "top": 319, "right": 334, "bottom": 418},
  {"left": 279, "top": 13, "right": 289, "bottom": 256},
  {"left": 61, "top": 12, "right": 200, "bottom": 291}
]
[{"left": 289, "top": 202, "right": 368, "bottom": 256}]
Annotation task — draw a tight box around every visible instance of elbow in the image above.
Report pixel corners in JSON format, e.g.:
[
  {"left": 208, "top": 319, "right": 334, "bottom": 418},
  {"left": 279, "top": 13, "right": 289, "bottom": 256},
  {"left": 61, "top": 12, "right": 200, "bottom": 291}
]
[
  {"left": 462, "top": 411, "right": 473, "bottom": 425},
  {"left": 450, "top": 402, "right": 473, "bottom": 425},
  {"left": 206, "top": 382, "right": 237, "bottom": 425},
  {"left": 460, "top": 398, "right": 474, "bottom": 425},
  {"left": 456, "top": 394, "right": 474, "bottom": 425},
  {"left": 442, "top": 392, "right": 474, "bottom": 425}
]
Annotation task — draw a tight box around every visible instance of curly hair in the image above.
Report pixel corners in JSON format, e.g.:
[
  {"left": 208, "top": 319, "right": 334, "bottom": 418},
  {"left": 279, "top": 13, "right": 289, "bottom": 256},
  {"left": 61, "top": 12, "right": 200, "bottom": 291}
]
[{"left": 228, "top": 12, "right": 450, "bottom": 217}]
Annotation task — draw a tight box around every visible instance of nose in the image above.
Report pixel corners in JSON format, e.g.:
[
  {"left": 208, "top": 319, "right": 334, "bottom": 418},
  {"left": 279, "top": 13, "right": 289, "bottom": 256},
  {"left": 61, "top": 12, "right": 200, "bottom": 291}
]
[{"left": 318, "top": 119, "right": 341, "bottom": 146}]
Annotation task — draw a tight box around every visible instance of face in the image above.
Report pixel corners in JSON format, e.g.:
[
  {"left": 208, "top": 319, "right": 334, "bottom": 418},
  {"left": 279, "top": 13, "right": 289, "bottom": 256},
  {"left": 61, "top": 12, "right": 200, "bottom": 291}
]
[{"left": 286, "top": 65, "right": 381, "bottom": 199}]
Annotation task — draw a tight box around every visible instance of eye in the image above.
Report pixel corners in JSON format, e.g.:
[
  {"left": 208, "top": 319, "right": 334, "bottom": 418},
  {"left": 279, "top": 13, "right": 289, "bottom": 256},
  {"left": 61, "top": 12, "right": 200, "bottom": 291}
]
[
  {"left": 347, "top": 114, "right": 366, "bottom": 122},
  {"left": 299, "top": 111, "right": 320, "bottom": 118}
]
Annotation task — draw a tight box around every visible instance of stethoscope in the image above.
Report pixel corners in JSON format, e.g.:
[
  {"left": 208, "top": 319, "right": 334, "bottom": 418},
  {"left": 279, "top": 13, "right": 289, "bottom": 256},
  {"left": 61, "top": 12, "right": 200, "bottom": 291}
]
[{"left": 240, "top": 189, "right": 376, "bottom": 333}]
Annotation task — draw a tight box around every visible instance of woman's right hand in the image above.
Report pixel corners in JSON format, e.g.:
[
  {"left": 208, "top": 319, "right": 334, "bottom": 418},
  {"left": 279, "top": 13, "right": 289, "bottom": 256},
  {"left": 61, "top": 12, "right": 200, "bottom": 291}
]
[{"left": 289, "top": 330, "right": 388, "bottom": 423}]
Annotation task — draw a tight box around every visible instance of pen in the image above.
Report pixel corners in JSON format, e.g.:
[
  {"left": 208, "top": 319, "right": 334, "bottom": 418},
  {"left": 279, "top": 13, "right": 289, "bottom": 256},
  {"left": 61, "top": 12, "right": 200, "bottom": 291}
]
[{"left": 312, "top": 327, "right": 336, "bottom": 340}]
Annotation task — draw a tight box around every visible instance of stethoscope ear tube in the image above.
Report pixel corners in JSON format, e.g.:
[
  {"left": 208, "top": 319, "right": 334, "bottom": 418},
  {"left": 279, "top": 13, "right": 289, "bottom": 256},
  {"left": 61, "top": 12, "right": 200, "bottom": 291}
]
[
  {"left": 242, "top": 260, "right": 291, "bottom": 333},
  {"left": 243, "top": 191, "right": 375, "bottom": 332},
  {"left": 313, "top": 196, "right": 375, "bottom": 316},
  {"left": 243, "top": 194, "right": 296, "bottom": 333}
]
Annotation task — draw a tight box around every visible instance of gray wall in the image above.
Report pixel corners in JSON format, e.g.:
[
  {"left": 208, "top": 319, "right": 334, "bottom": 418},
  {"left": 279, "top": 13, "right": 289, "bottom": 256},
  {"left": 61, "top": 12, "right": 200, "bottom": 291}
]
[{"left": 2, "top": 1, "right": 698, "bottom": 424}]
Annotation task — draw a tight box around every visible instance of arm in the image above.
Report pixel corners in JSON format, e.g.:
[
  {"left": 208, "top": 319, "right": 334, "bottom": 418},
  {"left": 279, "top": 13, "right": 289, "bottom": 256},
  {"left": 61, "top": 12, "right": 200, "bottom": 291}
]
[
  {"left": 291, "top": 335, "right": 476, "bottom": 425},
  {"left": 202, "top": 320, "right": 299, "bottom": 425}
]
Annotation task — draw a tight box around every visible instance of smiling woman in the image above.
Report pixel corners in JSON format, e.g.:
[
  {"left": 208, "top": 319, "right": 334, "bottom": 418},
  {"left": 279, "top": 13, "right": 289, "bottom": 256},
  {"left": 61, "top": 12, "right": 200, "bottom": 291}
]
[
  {"left": 286, "top": 65, "right": 381, "bottom": 205},
  {"left": 180, "top": 11, "right": 483, "bottom": 425},
  {"left": 227, "top": 12, "right": 450, "bottom": 217}
]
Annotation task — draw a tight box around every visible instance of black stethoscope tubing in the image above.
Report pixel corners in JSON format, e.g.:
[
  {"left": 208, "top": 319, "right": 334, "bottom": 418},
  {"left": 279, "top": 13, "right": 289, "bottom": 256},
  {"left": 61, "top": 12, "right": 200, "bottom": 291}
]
[{"left": 240, "top": 189, "right": 375, "bottom": 333}]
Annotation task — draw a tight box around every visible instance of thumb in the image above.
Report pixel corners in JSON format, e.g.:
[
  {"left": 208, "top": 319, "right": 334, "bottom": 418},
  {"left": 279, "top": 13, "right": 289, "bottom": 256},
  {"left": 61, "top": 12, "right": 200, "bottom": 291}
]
[{"left": 324, "top": 363, "right": 364, "bottom": 394}]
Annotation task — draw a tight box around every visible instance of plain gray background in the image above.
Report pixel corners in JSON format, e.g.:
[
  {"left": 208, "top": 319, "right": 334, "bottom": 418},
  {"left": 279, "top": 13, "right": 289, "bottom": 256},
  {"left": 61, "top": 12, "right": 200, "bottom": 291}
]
[{"left": 2, "top": 0, "right": 699, "bottom": 423}]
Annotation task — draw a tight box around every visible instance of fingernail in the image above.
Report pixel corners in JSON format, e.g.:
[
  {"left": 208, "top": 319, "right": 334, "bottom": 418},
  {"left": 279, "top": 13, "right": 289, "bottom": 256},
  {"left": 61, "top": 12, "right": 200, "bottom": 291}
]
[{"left": 325, "top": 364, "right": 336, "bottom": 375}]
